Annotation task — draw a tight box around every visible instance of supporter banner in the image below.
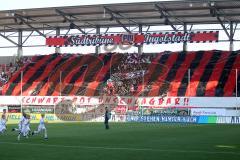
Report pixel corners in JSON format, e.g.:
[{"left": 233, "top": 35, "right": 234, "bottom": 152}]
[
  {"left": 126, "top": 115, "right": 198, "bottom": 123},
  {"left": 114, "top": 106, "right": 139, "bottom": 113},
  {"left": 197, "top": 116, "right": 217, "bottom": 123},
  {"left": 0, "top": 96, "right": 240, "bottom": 108},
  {"left": 2, "top": 108, "right": 239, "bottom": 124},
  {"left": 4, "top": 113, "right": 240, "bottom": 124},
  {"left": 23, "top": 106, "right": 54, "bottom": 113},
  {"left": 2, "top": 112, "right": 126, "bottom": 124},
  {"left": 46, "top": 31, "right": 219, "bottom": 47},
  {"left": 191, "top": 108, "right": 226, "bottom": 116},
  {"left": 126, "top": 115, "right": 240, "bottom": 124},
  {"left": 217, "top": 116, "right": 240, "bottom": 124},
  {"left": 4, "top": 113, "right": 61, "bottom": 124},
  {"left": 8, "top": 105, "right": 21, "bottom": 113},
  {"left": 20, "top": 96, "right": 190, "bottom": 107},
  {"left": 142, "top": 108, "right": 188, "bottom": 116}
]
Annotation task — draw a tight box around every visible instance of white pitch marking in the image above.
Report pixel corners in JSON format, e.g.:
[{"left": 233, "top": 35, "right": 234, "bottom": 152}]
[{"left": 0, "top": 141, "right": 239, "bottom": 155}]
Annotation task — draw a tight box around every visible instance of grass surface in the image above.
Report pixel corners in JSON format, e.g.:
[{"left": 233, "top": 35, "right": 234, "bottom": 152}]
[{"left": 0, "top": 122, "right": 240, "bottom": 160}]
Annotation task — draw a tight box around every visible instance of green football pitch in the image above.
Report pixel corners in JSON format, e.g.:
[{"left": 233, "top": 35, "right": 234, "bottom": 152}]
[{"left": 0, "top": 123, "right": 240, "bottom": 160}]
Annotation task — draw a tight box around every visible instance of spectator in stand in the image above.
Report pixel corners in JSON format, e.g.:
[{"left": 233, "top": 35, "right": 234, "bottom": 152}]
[
  {"left": 107, "top": 79, "right": 115, "bottom": 95},
  {"left": 0, "top": 72, "right": 8, "bottom": 84}
]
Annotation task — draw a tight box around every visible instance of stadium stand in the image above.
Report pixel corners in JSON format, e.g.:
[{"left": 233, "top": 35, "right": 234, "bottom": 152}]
[
  {"left": 0, "top": 56, "right": 32, "bottom": 92},
  {"left": 1, "top": 50, "right": 240, "bottom": 97}
]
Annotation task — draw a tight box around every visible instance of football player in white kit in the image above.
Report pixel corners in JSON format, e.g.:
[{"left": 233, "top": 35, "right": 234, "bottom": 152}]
[
  {"left": 18, "top": 114, "right": 31, "bottom": 140},
  {"left": 0, "top": 114, "right": 7, "bottom": 134},
  {"left": 32, "top": 113, "right": 48, "bottom": 139},
  {"left": 12, "top": 112, "right": 26, "bottom": 132}
]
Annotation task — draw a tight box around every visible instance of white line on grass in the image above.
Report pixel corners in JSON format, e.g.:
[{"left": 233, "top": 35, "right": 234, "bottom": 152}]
[{"left": 0, "top": 141, "right": 239, "bottom": 155}]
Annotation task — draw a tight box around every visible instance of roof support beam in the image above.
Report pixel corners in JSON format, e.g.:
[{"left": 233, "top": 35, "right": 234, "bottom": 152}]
[
  {"left": 55, "top": 9, "right": 86, "bottom": 35},
  {"left": 115, "top": 18, "right": 131, "bottom": 33},
  {"left": 70, "top": 22, "right": 87, "bottom": 35},
  {"left": 146, "top": 26, "right": 150, "bottom": 33},
  {"left": 155, "top": 4, "right": 178, "bottom": 32},
  {"left": 95, "top": 26, "right": 100, "bottom": 54},
  {"left": 64, "top": 28, "right": 70, "bottom": 36},
  {"left": 22, "top": 31, "right": 34, "bottom": 45},
  {"left": 233, "top": 23, "right": 238, "bottom": 36},
  {"left": 189, "top": 24, "right": 193, "bottom": 31},
  {"left": 217, "top": 16, "right": 230, "bottom": 39},
  {"left": 14, "top": 14, "right": 46, "bottom": 38},
  {"left": 55, "top": 27, "right": 61, "bottom": 53},
  {"left": 104, "top": 7, "right": 131, "bottom": 33},
  {"left": 104, "top": 27, "right": 109, "bottom": 34},
  {"left": 104, "top": 7, "right": 139, "bottom": 25},
  {"left": 0, "top": 33, "right": 18, "bottom": 46},
  {"left": 210, "top": 4, "right": 231, "bottom": 39},
  {"left": 17, "top": 29, "right": 23, "bottom": 57},
  {"left": 183, "top": 23, "right": 187, "bottom": 52},
  {"left": 230, "top": 22, "right": 234, "bottom": 51},
  {"left": 138, "top": 24, "right": 143, "bottom": 54}
]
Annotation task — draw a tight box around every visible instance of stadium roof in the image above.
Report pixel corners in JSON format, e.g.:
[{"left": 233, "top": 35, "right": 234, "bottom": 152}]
[{"left": 0, "top": 0, "right": 240, "bottom": 33}]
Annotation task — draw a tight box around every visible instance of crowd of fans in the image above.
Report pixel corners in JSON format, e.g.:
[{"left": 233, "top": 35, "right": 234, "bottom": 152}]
[
  {"left": 0, "top": 56, "right": 31, "bottom": 90},
  {"left": 0, "top": 53, "right": 236, "bottom": 97},
  {"left": 102, "top": 53, "right": 153, "bottom": 96}
]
